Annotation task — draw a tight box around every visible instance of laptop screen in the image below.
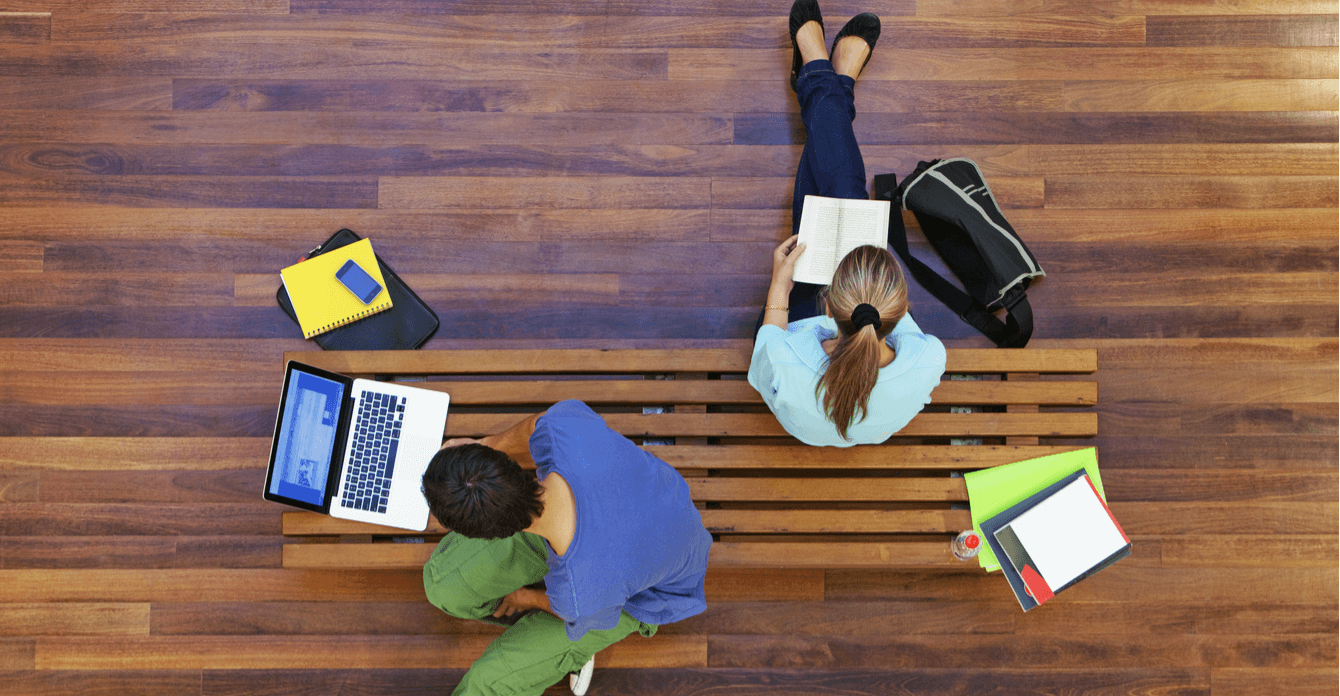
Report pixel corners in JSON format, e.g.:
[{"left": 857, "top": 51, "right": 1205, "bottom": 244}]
[{"left": 268, "top": 368, "right": 345, "bottom": 506}]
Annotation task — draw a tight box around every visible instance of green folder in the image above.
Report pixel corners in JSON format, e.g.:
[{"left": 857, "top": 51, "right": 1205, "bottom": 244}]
[{"left": 963, "top": 448, "right": 1105, "bottom": 572}]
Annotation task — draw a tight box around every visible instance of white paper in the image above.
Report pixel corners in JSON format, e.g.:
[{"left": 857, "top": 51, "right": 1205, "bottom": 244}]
[
  {"left": 1006, "top": 477, "right": 1127, "bottom": 589},
  {"left": 792, "top": 195, "right": 891, "bottom": 285}
]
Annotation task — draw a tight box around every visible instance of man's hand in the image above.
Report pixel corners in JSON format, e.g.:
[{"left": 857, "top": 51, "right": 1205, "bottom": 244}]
[
  {"left": 492, "top": 587, "right": 544, "bottom": 618},
  {"left": 440, "top": 437, "right": 479, "bottom": 450}
]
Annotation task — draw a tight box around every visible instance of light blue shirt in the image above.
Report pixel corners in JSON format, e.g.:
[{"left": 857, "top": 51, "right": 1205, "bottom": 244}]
[{"left": 748, "top": 314, "right": 947, "bottom": 447}]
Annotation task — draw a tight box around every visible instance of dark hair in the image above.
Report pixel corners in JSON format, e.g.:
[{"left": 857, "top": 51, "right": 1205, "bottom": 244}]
[
  {"left": 421, "top": 443, "right": 544, "bottom": 539},
  {"left": 817, "top": 245, "right": 909, "bottom": 440}
]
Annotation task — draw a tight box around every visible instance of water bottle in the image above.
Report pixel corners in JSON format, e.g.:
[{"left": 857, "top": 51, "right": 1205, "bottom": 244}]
[{"left": 951, "top": 530, "right": 981, "bottom": 561}]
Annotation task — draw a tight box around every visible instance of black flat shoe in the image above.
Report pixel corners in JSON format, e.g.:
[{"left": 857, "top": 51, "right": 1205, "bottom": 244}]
[
  {"left": 830, "top": 12, "right": 880, "bottom": 80},
  {"left": 789, "top": 0, "right": 823, "bottom": 92}
]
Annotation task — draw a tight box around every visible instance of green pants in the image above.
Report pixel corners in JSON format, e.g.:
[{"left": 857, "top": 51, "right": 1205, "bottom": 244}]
[{"left": 423, "top": 531, "right": 657, "bottom": 696}]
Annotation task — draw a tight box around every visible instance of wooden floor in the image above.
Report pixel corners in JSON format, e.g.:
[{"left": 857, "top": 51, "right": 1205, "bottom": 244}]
[{"left": 1, "top": 0, "right": 1336, "bottom": 694}]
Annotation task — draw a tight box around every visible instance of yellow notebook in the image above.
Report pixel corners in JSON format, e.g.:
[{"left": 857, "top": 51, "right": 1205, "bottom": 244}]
[{"left": 280, "top": 238, "right": 394, "bottom": 339}]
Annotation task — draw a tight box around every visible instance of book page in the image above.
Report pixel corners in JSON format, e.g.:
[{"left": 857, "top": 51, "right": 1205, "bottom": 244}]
[
  {"left": 1007, "top": 477, "right": 1128, "bottom": 589},
  {"left": 792, "top": 196, "right": 890, "bottom": 285}
]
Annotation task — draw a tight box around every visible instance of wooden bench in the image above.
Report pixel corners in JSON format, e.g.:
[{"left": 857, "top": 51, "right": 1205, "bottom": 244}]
[{"left": 281, "top": 343, "right": 1097, "bottom": 570}]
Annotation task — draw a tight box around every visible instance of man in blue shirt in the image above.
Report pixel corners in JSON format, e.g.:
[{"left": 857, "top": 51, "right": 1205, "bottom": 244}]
[{"left": 420, "top": 400, "right": 713, "bottom": 696}]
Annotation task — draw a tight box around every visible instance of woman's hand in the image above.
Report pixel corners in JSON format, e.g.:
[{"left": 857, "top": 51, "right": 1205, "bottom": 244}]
[{"left": 770, "top": 235, "right": 806, "bottom": 296}]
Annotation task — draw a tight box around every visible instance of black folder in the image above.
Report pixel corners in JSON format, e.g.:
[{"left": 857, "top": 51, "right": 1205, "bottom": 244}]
[{"left": 277, "top": 229, "right": 439, "bottom": 350}]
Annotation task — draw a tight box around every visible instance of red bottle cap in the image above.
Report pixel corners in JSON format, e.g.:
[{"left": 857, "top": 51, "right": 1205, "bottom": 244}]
[{"left": 966, "top": 533, "right": 980, "bottom": 548}]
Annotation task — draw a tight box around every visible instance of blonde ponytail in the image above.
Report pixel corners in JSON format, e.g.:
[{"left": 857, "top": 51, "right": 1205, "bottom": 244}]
[{"left": 816, "top": 245, "right": 909, "bottom": 440}]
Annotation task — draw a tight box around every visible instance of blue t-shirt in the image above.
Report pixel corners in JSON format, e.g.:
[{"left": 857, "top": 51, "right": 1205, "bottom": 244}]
[{"left": 529, "top": 400, "right": 713, "bottom": 641}]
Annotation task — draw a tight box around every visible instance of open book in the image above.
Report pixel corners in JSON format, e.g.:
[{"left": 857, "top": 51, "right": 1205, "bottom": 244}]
[{"left": 791, "top": 195, "right": 891, "bottom": 285}]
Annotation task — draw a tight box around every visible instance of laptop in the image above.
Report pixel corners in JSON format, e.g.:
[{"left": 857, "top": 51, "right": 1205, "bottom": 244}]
[{"left": 263, "top": 360, "right": 451, "bottom": 531}]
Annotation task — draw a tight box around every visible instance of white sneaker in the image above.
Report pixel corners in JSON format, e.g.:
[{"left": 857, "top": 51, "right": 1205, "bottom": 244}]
[{"left": 569, "top": 656, "right": 594, "bottom": 695}]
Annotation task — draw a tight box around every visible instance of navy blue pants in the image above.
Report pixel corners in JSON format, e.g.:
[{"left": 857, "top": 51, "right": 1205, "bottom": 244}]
[{"left": 759, "top": 59, "right": 868, "bottom": 331}]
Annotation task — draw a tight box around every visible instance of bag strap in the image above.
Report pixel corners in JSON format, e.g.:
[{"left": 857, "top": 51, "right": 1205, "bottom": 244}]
[{"left": 874, "top": 174, "right": 1033, "bottom": 348}]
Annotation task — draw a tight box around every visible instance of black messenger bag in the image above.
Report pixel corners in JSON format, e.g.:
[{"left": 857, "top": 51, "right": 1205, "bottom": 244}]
[{"left": 874, "top": 158, "right": 1045, "bottom": 348}]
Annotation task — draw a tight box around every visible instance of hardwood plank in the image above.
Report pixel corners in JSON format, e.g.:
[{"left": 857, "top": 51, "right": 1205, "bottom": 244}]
[
  {"left": 290, "top": 0, "right": 607, "bottom": 13},
  {"left": 0, "top": 241, "right": 42, "bottom": 272},
  {"left": 826, "top": 566, "right": 1337, "bottom": 604},
  {"left": 0, "top": 373, "right": 274, "bottom": 405},
  {"left": 0, "top": 12, "right": 49, "bottom": 43},
  {"left": 0, "top": 503, "right": 278, "bottom": 536},
  {"left": 1060, "top": 79, "right": 1338, "bottom": 112},
  {"left": 670, "top": 47, "right": 1340, "bottom": 80},
  {"left": 0, "top": 45, "right": 668, "bottom": 81},
  {"left": 1014, "top": 602, "right": 1339, "bottom": 635},
  {"left": 378, "top": 176, "right": 711, "bottom": 210},
  {"left": 687, "top": 478, "right": 967, "bottom": 503},
  {"left": 0, "top": 569, "right": 429, "bottom": 602},
  {"left": 5, "top": 0, "right": 284, "bottom": 10},
  {"left": 0, "top": 77, "right": 171, "bottom": 109},
  {"left": 54, "top": 12, "right": 610, "bottom": 44},
  {"left": 361, "top": 377, "right": 1095, "bottom": 406},
  {"left": 0, "top": 604, "right": 148, "bottom": 636},
  {"left": 1116, "top": 502, "right": 1339, "bottom": 535},
  {"left": 1078, "top": 434, "right": 1336, "bottom": 470},
  {"left": 1028, "top": 144, "right": 1338, "bottom": 177},
  {"left": 0, "top": 339, "right": 308, "bottom": 371},
  {"left": 237, "top": 272, "right": 619, "bottom": 306},
  {"left": 0, "top": 471, "right": 39, "bottom": 502},
  {"left": 0, "top": 143, "right": 811, "bottom": 178},
  {"left": 0, "top": 112, "right": 723, "bottom": 145},
  {"left": 0, "top": 175, "right": 377, "bottom": 209},
  {"left": 2, "top": 536, "right": 176, "bottom": 568},
  {"left": 0, "top": 273, "right": 235, "bottom": 306},
  {"left": 706, "top": 634, "right": 1338, "bottom": 669},
  {"left": 1146, "top": 15, "right": 1340, "bottom": 47},
  {"left": 0, "top": 208, "right": 713, "bottom": 243},
  {"left": 736, "top": 112, "right": 1339, "bottom": 146},
  {"left": 0, "top": 640, "right": 36, "bottom": 669},
  {"left": 1035, "top": 273, "right": 1336, "bottom": 305},
  {"left": 710, "top": 176, "right": 1045, "bottom": 209},
  {"left": 288, "top": 346, "right": 1098, "bottom": 374},
  {"left": 0, "top": 438, "right": 270, "bottom": 470},
  {"left": 148, "top": 601, "right": 500, "bottom": 637},
  {"left": 282, "top": 541, "right": 971, "bottom": 570},
  {"left": 664, "top": 600, "right": 1015, "bottom": 635},
  {"left": 444, "top": 412, "right": 1099, "bottom": 438},
  {"left": 1162, "top": 536, "right": 1338, "bottom": 568},
  {"left": 32, "top": 634, "right": 706, "bottom": 669},
  {"left": 0, "top": 404, "right": 277, "bottom": 436},
  {"left": 37, "top": 471, "right": 263, "bottom": 504},
  {"left": 914, "top": 0, "right": 1337, "bottom": 15},
  {"left": 1044, "top": 176, "right": 1339, "bottom": 209},
  {"left": 0, "top": 670, "right": 203, "bottom": 696},
  {"left": 1102, "top": 470, "right": 1337, "bottom": 502},
  {"left": 1211, "top": 668, "right": 1340, "bottom": 696}
]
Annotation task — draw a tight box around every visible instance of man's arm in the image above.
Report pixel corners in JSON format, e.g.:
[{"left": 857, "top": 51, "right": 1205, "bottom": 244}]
[{"left": 479, "top": 411, "right": 543, "bottom": 467}]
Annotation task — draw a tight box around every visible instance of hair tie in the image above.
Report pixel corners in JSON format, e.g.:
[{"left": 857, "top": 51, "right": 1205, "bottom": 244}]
[{"left": 850, "top": 303, "right": 883, "bottom": 331}]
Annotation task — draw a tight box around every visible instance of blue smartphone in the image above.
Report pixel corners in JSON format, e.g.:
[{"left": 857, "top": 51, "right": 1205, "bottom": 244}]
[{"left": 335, "top": 259, "right": 383, "bottom": 304}]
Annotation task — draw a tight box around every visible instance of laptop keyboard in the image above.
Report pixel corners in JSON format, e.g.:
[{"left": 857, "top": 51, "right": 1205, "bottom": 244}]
[{"left": 340, "top": 390, "right": 405, "bottom": 514}]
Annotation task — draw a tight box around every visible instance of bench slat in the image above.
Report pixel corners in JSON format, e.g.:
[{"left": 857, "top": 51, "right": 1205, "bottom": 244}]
[
  {"left": 446, "top": 412, "right": 1099, "bottom": 438},
  {"left": 651, "top": 444, "right": 1088, "bottom": 469},
  {"left": 699, "top": 509, "right": 972, "bottom": 534},
  {"left": 398, "top": 379, "right": 1097, "bottom": 407},
  {"left": 283, "top": 507, "right": 976, "bottom": 537},
  {"left": 687, "top": 478, "right": 967, "bottom": 502},
  {"left": 282, "top": 540, "right": 966, "bottom": 569},
  {"left": 285, "top": 347, "right": 1097, "bottom": 376}
]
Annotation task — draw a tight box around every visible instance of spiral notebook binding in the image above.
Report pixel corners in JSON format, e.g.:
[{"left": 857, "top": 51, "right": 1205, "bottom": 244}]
[{"left": 304, "top": 301, "right": 392, "bottom": 339}]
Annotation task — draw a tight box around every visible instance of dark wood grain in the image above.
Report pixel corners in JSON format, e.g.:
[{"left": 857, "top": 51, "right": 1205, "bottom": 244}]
[
  {"left": 736, "top": 112, "right": 1340, "bottom": 146},
  {"left": 0, "top": 12, "right": 50, "bottom": 43},
  {"left": 0, "top": 671, "right": 202, "bottom": 696},
  {"left": 1146, "top": 15, "right": 1340, "bottom": 47}
]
